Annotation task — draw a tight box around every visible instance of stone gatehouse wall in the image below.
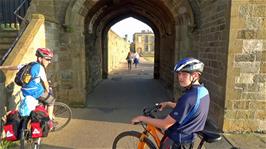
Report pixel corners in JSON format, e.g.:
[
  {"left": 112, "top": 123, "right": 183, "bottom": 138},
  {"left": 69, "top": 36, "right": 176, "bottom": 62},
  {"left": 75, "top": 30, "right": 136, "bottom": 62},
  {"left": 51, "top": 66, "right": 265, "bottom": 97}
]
[
  {"left": 175, "top": 0, "right": 230, "bottom": 129},
  {"left": 224, "top": 0, "right": 266, "bottom": 132},
  {"left": 25, "top": 0, "right": 130, "bottom": 106}
]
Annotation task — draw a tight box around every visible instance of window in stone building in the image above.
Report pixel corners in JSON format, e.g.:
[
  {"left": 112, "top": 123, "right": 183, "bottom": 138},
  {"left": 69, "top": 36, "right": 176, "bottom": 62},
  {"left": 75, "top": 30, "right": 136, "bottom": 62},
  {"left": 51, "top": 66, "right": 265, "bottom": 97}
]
[
  {"left": 138, "top": 36, "right": 142, "bottom": 43},
  {"left": 145, "top": 45, "right": 149, "bottom": 52},
  {"left": 149, "top": 36, "right": 154, "bottom": 42},
  {"left": 145, "top": 36, "right": 149, "bottom": 43}
]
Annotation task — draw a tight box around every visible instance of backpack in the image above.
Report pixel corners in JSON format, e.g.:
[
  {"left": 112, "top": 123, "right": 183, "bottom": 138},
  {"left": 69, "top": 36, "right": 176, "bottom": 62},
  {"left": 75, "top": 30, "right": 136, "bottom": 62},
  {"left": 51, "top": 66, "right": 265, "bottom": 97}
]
[
  {"left": 30, "top": 105, "right": 50, "bottom": 138},
  {"left": 3, "top": 110, "right": 21, "bottom": 141},
  {"left": 14, "top": 62, "right": 36, "bottom": 86}
]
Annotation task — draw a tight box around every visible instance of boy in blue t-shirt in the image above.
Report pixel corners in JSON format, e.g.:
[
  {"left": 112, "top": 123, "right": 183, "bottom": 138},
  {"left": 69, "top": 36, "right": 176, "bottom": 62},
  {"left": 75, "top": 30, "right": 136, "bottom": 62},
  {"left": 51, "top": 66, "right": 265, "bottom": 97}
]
[{"left": 131, "top": 58, "right": 210, "bottom": 149}]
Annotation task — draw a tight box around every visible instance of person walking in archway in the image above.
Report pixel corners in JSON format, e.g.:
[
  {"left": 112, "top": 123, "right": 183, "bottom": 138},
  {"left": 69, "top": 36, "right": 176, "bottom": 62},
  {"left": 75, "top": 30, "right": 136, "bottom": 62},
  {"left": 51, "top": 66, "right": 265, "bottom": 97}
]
[
  {"left": 133, "top": 50, "right": 140, "bottom": 68},
  {"left": 126, "top": 51, "right": 133, "bottom": 70}
]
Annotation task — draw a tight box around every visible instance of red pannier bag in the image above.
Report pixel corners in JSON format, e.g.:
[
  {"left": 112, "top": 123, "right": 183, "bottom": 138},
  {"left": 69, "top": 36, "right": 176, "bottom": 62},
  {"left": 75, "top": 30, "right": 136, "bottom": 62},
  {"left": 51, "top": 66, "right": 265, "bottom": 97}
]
[
  {"left": 3, "top": 110, "right": 21, "bottom": 141},
  {"left": 30, "top": 105, "right": 50, "bottom": 138},
  {"left": 30, "top": 122, "right": 42, "bottom": 138}
]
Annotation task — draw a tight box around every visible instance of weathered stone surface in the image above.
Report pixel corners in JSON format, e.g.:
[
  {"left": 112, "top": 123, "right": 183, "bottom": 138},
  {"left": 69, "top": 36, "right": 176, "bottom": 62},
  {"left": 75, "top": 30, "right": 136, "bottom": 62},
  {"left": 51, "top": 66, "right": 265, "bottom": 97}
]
[
  {"left": 233, "top": 100, "right": 250, "bottom": 110},
  {"left": 237, "top": 30, "right": 257, "bottom": 39},
  {"left": 242, "top": 40, "right": 263, "bottom": 52},
  {"left": 235, "top": 54, "right": 255, "bottom": 62},
  {"left": 253, "top": 74, "right": 266, "bottom": 83}
]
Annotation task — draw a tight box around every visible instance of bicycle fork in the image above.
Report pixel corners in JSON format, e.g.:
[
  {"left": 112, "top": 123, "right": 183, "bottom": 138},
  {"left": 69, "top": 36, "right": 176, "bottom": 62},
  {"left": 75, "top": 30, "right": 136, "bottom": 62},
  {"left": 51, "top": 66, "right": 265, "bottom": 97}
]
[{"left": 138, "top": 132, "right": 149, "bottom": 149}]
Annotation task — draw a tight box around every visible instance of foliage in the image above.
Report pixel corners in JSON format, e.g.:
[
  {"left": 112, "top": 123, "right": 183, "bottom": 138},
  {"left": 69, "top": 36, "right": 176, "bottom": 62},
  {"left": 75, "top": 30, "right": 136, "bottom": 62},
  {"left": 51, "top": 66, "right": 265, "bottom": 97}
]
[{"left": 0, "top": 140, "right": 17, "bottom": 149}]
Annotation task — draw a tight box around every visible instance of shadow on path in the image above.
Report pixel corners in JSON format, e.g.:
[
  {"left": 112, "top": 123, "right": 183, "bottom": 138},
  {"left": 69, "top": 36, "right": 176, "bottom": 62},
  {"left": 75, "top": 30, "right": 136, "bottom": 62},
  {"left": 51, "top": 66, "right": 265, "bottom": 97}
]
[{"left": 83, "top": 58, "right": 171, "bottom": 123}]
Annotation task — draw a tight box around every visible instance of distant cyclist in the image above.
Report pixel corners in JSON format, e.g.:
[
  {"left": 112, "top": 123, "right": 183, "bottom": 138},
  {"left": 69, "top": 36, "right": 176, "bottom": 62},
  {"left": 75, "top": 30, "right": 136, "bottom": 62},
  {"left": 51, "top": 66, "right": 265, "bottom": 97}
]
[
  {"left": 0, "top": 48, "right": 55, "bottom": 122},
  {"left": 131, "top": 57, "right": 210, "bottom": 149}
]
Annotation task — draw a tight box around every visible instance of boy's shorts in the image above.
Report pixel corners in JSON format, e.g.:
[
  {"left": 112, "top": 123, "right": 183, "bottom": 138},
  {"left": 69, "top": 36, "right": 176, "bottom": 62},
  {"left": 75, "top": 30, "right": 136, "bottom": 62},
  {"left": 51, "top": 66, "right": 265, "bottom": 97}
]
[
  {"left": 38, "top": 92, "right": 55, "bottom": 106},
  {"left": 160, "top": 136, "right": 194, "bottom": 149}
]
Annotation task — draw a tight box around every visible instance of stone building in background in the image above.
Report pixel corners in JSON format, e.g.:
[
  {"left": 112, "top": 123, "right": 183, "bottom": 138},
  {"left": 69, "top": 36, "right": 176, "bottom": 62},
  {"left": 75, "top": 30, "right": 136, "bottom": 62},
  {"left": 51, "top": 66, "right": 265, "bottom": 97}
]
[{"left": 133, "top": 30, "right": 154, "bottom": 56}]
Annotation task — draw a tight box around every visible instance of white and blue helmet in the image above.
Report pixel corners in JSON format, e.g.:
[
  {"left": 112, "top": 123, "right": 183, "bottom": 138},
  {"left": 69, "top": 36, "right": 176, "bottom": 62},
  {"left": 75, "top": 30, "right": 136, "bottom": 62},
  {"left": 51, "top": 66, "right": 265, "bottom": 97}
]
[{"left": 174, "top": 58, "right": 204, "bottom": 73}]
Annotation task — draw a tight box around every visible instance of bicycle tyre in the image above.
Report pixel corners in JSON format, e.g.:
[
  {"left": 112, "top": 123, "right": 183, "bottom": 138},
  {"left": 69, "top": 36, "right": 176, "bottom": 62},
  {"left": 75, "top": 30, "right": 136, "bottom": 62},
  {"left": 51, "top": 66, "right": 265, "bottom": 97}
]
[
  {"left": 52, "top": 102, "right": 72, "bottom": 132},
  {"left": 20, "top": 129, "right": 25, "bottom": 149},
  {"left": 28, "top": 138, "right": 41, "bottom": 149},
  {"left": 112, "top": 131, "right": 157, "bottom": 149}
]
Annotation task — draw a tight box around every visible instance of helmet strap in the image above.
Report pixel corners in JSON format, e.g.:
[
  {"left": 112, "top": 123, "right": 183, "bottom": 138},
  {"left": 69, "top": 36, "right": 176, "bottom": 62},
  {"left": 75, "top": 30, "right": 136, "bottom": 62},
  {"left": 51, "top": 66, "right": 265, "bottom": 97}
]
[{"left": 183, "top": 73, "right": 198, "bottom": 90}]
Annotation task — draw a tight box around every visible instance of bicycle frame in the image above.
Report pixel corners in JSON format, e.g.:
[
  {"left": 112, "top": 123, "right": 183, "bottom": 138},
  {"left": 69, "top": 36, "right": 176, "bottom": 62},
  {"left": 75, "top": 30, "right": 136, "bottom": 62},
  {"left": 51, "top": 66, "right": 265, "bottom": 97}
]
[{"left": 138, "top": 123, "right": 164, "bottom": 148}]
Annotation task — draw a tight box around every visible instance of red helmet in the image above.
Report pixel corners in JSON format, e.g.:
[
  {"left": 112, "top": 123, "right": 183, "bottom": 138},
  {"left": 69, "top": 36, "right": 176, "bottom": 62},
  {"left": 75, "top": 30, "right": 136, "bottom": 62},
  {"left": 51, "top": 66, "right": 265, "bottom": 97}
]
[{"left": 35, "top": 48, "right": 54, "bottom": 59}]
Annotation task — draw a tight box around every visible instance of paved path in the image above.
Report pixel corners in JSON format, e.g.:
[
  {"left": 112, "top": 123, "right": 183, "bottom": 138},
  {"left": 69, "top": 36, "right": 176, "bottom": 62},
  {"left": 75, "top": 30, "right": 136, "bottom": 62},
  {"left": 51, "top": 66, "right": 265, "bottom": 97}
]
[
  {"left": 42, "top": 58, "right": 170, "bottom": 148},
  {"left": 36, "top": 58, "right": 265, "bottom": 149}
]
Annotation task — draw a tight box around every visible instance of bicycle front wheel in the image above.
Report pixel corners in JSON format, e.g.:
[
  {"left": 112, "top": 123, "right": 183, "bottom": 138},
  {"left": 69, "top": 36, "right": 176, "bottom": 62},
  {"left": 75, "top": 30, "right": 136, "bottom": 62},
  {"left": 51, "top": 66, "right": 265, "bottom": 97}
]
[
  {"left": 52, "top": 102, "right": 72, "bottom": 132},
  {"left": 28, "top": 138, "right": 41, "bottom": 149},
  {"left": 20, "top": 129, "right": 26, "bottom": 149},
  {"left": 112, "top": 131, "right": 157, "bottom": 149}
]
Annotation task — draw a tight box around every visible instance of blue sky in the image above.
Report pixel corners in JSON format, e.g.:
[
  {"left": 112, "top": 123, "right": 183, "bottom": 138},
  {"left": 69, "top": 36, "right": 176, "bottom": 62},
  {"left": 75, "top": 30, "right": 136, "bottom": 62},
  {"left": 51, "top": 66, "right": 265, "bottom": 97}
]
[{"left": 111, "top": 17, "right": 153, "bottom": 42}]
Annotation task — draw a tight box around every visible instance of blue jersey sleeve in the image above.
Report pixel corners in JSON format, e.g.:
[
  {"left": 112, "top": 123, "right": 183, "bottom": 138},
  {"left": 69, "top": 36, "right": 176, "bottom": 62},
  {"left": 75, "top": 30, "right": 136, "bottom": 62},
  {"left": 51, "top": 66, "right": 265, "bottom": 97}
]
[{"left": 169, "top": 94, "right": 194, "bottom": 125}]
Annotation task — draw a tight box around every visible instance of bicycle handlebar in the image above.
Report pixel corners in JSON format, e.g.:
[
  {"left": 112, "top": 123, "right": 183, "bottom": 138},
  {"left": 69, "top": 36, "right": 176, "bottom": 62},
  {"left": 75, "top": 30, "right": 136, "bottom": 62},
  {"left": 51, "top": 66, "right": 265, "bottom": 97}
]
[
  {"left": 133, "top": 103, "right": 162, "bottom": 125},
  {"left": 143, "top": 103, "right": 162, "bottom": 118}
]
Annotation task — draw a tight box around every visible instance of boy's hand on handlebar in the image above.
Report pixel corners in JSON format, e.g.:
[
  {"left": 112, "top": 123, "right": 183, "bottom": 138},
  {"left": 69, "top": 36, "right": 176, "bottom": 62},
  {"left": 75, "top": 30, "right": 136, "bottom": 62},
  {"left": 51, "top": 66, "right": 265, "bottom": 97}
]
[{"left": 158, "top": 102, "right": 168, "bottom": 111}]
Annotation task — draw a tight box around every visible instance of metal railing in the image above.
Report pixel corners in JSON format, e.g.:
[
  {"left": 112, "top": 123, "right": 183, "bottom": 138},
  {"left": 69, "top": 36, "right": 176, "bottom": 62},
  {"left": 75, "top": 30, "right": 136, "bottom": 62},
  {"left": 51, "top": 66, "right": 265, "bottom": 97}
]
[
  {"left": 0, "top": 0, "right": 31, "bottom": 65},
  {"left": 0, "top": 0, "right": 30, "bottom": 25}
]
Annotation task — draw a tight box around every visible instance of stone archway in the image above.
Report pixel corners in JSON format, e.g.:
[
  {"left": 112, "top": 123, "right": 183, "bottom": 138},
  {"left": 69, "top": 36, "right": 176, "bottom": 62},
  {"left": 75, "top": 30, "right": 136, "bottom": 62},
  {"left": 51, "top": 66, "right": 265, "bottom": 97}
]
[
  {"left": 62, "top": 0, "right": 227, "bottom": 131},
  {"left": 83, "top": 0, "right": 176, "bottom": 91}
]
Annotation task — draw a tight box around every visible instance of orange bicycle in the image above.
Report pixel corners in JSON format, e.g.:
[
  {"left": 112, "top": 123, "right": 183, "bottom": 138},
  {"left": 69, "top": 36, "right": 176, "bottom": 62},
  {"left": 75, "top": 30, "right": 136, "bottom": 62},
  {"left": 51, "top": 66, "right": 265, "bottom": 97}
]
[{"left": 112, "top": 104, "right": 222, "bottom": 149}]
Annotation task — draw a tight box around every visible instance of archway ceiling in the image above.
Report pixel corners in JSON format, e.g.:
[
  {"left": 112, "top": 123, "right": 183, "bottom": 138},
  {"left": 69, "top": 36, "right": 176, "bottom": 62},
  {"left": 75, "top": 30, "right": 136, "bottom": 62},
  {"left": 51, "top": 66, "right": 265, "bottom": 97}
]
[{"left": 85, "top": 0, "right": 176, "bottom": 36}]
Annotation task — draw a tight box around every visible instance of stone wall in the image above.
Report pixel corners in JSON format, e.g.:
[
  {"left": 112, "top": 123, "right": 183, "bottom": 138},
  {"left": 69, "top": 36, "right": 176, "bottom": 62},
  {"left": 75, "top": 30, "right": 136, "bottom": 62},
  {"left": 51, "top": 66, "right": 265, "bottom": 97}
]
[
  {"left": 174, "top": 0, "right": 230, "bottom": 129},
  {"left": 224, "top": 0, "right": 266, "bottom": 132},
  {"left": 26, "top": 0, "right": 87, "bottom": 105},
  {"left": 108, "top": 30, "right": 130, "bottom": 72},
  {"left": 23, "top": 1, "right": 130, "bottom": 106},
  {"left": 195, "top": 0, "right": 231, "bottom": 130}
]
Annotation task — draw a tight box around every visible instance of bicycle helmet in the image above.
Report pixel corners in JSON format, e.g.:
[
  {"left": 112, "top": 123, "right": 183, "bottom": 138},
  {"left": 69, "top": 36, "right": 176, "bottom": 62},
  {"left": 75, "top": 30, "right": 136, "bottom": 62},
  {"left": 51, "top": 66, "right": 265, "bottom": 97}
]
[
  {"left": 174, "top": 57, "right": 204, "bottom": 73},
  {"left": 35, "top": 48, "right": 54, "bottom": 59}
]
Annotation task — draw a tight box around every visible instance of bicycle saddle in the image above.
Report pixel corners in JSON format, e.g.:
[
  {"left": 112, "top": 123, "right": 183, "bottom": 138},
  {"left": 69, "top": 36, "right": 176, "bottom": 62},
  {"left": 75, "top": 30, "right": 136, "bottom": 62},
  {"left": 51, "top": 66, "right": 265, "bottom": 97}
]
[{"left": 198, "top": 130, "right": 222, "bottom": 143}]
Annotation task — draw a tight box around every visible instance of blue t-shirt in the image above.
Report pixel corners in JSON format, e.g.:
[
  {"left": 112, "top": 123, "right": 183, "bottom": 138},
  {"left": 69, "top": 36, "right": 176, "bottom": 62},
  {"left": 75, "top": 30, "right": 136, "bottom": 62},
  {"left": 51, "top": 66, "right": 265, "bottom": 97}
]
[
  {"left": 165, "top": 84, "right": 210, "bottom": 144},
  {"left": 21, "top": 62, "right": 45, "bottom": 99}
]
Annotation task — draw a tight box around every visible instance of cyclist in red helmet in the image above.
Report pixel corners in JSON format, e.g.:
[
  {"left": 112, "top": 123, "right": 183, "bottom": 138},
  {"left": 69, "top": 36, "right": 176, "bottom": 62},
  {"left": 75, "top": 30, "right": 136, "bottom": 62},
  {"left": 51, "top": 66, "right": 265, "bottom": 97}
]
[
  {"left": 131, "top": 57, "right": 210, "bottom": 149},
  {"left": 0, "top": 48, "right": 55, "bottom": 121}
]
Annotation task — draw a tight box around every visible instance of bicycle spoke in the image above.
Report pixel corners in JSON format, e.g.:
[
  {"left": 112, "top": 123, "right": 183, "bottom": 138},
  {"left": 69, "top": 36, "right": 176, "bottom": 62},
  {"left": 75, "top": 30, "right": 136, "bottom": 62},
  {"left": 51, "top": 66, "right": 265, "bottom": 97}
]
[
  {"left": 52, "top": 102, "right": 72, "bottom": 132},
  {"left": 54, "top": 106, "right": 68, "bottom": 116}
]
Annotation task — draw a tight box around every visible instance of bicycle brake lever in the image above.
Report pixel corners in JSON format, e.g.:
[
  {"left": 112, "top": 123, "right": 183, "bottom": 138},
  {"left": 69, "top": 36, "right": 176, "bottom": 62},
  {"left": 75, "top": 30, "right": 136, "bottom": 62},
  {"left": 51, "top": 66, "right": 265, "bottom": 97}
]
[
  {"left": 155, "top": 103, "right": 162, "bottom": 109},
  {"left": 133, "top": 122, "right": 141, "bottom": 125}
]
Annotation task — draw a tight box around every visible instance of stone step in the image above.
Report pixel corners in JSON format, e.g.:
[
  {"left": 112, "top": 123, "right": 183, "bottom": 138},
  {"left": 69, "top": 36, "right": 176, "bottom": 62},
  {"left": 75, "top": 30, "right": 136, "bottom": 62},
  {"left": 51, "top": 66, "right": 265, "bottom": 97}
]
[
  {"left": 0, "top": 37, "right": 15, "bottom": 44},
  {"left": 0, "top": 30, "right": 18, "bottom": 38},
  {"left": 0, "top": 44, "right": 11, "bottom": 51},
  {"left": 0, "top": 30, "right": 17, "bottom": 59},
  {"left": 0, "top": 50, "right": 8, "bottom": 58}
]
